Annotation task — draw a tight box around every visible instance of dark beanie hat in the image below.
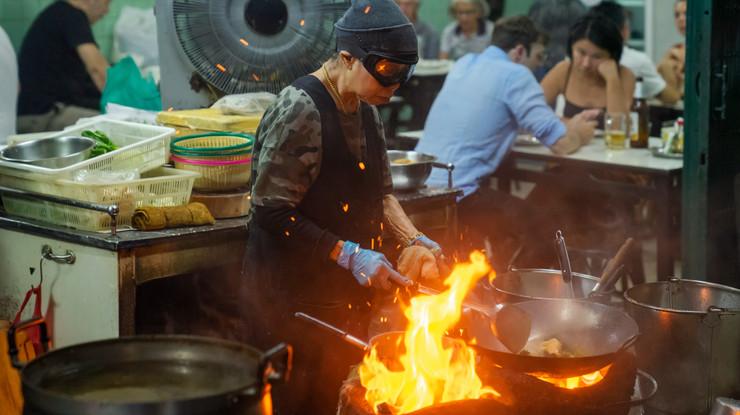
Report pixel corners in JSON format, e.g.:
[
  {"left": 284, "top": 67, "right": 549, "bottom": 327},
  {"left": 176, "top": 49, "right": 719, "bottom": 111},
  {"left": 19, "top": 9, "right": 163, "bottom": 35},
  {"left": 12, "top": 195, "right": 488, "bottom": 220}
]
[{"left": 335, "top": 0, "right": 419, "bottom": 65}]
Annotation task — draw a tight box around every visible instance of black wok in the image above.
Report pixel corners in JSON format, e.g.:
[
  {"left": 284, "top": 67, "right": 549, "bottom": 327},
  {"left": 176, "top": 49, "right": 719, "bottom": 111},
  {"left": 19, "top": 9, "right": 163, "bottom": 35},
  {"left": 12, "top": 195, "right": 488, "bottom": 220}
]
[
  {"left": 11, "top": 334, "right": 292, "bottom": 415},
  {"left": 458, "top": 299, "right": 639, "bottom": 376}
]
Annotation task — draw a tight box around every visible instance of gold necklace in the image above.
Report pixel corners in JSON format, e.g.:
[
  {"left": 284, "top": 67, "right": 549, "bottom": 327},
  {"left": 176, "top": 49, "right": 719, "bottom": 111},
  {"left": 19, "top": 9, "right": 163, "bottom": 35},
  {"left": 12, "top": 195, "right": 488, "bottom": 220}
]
[{"left": 322, "top": 63, "right": 346, "bottom": 113}]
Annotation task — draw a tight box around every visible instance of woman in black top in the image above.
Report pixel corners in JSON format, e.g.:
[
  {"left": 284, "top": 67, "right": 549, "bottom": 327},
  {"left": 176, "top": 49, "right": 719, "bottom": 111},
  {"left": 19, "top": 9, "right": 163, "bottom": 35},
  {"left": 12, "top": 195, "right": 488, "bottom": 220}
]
[{"left": 540, "top": 13, "right": 635, "bottom": 127}]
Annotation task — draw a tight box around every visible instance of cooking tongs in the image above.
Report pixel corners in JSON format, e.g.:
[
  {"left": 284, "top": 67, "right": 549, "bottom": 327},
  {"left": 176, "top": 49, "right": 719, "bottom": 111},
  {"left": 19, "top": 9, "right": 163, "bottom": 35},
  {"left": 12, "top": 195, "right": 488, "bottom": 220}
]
[{"left": 554, "top": 230, "right": 575, "bottom": 298}]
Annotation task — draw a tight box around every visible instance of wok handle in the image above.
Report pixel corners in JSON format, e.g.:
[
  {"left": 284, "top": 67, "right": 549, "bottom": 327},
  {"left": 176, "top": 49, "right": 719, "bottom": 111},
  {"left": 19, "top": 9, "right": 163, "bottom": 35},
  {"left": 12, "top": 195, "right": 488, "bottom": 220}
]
[
  {"left": 618, "top": 333, "right": 640, "bottom": 352},
  {"left": 431, "top": 162, "right": 454, "bottom": 189},
  {"left": 257, "top": 343, "right": 293, "bottom": 385},
  {"left": 294, "top": 312, "right": 369, "bottom": 350},
  {"left": 592, "top": 238, "right": 635, "bottom": 295}
]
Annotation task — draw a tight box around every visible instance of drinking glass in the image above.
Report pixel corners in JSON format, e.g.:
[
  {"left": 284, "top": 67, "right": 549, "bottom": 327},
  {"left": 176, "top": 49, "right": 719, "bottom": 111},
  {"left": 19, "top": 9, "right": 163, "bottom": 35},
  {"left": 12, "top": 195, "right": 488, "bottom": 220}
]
[{"left": 605, "top": 113, "right": 629, "bottom": 150}]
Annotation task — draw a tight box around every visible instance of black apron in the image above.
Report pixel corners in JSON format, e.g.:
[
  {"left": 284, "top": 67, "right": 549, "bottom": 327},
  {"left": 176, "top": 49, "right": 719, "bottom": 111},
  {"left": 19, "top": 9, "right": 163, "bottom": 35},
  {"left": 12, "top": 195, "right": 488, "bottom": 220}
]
[{"left": 242, "top": 75, "right": 386, "bottom": 415}]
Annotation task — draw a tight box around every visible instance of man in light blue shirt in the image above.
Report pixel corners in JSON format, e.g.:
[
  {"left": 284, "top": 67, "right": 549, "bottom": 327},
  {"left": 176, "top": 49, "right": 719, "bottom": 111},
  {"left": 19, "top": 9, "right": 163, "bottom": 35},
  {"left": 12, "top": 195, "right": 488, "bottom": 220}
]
[{"left": 416, "top": 16, "right": 597, "bottom": 267}]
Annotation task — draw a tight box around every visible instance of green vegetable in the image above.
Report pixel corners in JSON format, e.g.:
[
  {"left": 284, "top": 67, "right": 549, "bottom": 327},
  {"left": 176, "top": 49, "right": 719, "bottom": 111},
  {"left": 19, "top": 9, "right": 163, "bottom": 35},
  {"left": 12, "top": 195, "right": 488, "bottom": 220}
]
[{"left": 82, "top": 130, "right": 118, "bottom": 158}]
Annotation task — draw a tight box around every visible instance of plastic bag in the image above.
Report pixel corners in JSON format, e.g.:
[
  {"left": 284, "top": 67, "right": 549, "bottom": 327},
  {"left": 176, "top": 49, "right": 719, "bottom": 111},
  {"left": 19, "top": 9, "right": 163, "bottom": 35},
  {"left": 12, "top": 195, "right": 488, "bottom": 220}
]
[
  {"left": 211, "top": 93, "right": 276, "bottom": 115},
  {"left": 112, "top": 6, "right": 158, "bottom": 69},
  {"left": 100, "top": 56, "right": 161, "bottom": 113}
]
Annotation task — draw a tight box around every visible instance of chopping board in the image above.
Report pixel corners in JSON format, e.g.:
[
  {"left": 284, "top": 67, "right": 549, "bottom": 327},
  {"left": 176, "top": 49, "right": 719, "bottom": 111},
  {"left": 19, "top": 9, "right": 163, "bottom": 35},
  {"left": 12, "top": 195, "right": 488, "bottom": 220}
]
[
  {"left": 156, "top": 108, "right": 261, "bottom": 133},
  {"left": 190, "top": 189, "right": 251, "bottom": 219}
]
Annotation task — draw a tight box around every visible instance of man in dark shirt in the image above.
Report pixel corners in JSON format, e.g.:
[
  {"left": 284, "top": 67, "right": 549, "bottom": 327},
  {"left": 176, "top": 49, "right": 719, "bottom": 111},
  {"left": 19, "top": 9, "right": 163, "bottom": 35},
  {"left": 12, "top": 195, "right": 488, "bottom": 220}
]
[{"left": 17, "top": 0, "right": 111, "bottom": 133}]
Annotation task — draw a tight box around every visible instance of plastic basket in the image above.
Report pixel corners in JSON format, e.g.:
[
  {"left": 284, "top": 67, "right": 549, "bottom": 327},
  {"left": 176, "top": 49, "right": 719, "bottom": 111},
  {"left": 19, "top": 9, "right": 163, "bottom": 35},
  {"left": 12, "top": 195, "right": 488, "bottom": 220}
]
[
  {"left": 171, "top": 155, "right": 251, "bottom": 192},
  {"left": 0, "top": 119, "right": 174, "bottom": 180},
  {"left": 0, "top": 167, "right": 199, "bottom": 232}
]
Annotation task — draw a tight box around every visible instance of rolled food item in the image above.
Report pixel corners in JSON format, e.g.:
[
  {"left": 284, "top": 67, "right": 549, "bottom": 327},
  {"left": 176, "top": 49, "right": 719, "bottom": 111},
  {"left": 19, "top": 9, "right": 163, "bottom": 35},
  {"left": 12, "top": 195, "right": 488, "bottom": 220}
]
[{"left": 133, "top": 202, "right": 216, "bottom": 230}]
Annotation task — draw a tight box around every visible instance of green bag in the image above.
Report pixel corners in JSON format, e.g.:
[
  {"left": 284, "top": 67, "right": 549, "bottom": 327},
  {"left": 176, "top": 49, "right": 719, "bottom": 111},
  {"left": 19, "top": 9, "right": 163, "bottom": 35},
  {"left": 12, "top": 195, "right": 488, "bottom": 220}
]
[{"left": 100, "top": 56, "right": 161, "bottom": 113}]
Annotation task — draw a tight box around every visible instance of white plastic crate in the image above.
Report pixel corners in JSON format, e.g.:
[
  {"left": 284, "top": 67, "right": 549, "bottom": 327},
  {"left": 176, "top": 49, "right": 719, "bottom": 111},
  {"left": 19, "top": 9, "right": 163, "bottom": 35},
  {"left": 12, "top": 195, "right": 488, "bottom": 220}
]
[
  {"left": 0, "top": 119, "right": 174, "bottom": 180},
  {"left": 0, "top": 167, "right": 199, "bottom": 232}
]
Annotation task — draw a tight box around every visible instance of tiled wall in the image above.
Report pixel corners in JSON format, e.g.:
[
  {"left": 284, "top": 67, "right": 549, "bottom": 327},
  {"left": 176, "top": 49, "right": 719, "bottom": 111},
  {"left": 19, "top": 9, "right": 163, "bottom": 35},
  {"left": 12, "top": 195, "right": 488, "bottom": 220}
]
[{"left": 0, "top": 0, "right": 156, "bottom": 60}]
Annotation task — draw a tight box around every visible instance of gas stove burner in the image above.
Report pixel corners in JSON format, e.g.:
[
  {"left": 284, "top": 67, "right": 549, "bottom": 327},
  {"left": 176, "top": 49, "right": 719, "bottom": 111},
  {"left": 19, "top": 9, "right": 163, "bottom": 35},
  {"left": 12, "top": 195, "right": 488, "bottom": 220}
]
[{"left": 339, "top": 351, "right": 657, "bottom": 415}]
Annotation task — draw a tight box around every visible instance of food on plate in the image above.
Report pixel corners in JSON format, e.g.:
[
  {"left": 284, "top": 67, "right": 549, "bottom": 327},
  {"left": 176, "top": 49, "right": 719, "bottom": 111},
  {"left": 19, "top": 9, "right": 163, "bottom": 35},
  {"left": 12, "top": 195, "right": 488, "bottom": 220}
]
[
  {"left": 82, "top": 130, "right": 118, "bottom": 158},
  {"left": 392, "top": 158, "right": 414, "bottom": 165}
]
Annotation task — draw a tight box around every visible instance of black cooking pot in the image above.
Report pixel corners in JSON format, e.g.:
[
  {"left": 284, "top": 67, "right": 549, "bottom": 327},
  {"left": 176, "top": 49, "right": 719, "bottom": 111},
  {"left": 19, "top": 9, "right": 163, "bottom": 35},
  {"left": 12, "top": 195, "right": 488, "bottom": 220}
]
[{"left": 8, "top": 328, "right": 291, "bottom": 415}]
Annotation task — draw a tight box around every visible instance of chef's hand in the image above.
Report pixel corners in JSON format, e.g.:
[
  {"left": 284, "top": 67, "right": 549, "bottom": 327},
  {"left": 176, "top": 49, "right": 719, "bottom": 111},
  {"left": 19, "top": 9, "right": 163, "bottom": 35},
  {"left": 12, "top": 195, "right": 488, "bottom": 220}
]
[
  {"left": 408, "top": 234, "right": 442, "bottom": 257},
  {"left": 337, "top": 241, "right": 412, "bottom": 290},
  {"left": 408, "top": 234, "right": 452, "bottom": 278},
  {"left": 398, "top": 245, "right": 440, "bottom": 281}
]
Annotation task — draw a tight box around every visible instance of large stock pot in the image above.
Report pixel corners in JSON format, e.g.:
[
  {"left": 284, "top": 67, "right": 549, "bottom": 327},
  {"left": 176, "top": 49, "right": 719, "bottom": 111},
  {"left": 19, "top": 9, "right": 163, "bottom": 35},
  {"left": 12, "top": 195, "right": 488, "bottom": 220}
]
[{"left": 624, "top": 279, "right": 740, "bottom": 415}]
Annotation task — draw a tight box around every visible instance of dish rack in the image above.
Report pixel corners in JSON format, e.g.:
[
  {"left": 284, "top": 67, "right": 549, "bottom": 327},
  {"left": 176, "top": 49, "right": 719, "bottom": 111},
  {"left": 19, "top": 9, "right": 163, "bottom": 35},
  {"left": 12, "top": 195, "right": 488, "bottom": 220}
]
[
  {"left": 0, "top": 119, "right": 174, "bottom": 180},
  {"left": 0, "top": 167, "right": 199, "bottom": 232}
]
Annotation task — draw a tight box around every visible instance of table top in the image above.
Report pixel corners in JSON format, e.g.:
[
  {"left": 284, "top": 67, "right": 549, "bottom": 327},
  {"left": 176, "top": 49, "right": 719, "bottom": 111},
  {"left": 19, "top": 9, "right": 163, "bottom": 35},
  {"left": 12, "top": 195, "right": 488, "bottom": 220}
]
[
  {"left": 0, "top": 187, "right": 460, "bottom": 251},
  {"left": 510, "top": 137, "right": 683, "bottom": 172},
  {"left": 397, "top": 130, "right": 682, "bottom": 173}
]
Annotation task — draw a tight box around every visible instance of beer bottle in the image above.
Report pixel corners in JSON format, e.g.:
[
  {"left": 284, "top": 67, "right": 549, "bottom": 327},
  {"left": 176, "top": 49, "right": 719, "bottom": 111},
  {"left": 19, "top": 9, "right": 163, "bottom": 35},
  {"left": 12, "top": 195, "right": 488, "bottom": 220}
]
[{"left": 631, "top": 77, "right": 649, "bottom": 148}]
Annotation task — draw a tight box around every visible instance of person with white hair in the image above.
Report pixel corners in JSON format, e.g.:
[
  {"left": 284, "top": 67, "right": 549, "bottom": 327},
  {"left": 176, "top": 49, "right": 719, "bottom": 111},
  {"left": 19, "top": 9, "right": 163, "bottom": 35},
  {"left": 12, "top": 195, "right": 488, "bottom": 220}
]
[
  {"left": 395, "top": 0, "right": 440, "bottom": 59},
  {"left": 439, "top": 0, "right": 494, "bottom": 60}
]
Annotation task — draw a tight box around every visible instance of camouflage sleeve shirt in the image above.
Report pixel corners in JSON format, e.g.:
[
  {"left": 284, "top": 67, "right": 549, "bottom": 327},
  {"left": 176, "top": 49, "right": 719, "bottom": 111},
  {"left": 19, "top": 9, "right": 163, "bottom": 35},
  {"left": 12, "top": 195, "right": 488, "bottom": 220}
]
[{"left": 251, "top": 84, "right": 393, "bottom": 210}]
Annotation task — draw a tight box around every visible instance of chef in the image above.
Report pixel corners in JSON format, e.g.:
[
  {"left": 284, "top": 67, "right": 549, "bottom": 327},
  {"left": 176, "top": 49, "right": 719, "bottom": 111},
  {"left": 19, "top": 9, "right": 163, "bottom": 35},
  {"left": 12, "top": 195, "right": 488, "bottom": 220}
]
[{"left": 242, "top": 0, "right": 444, "bottom": 413}]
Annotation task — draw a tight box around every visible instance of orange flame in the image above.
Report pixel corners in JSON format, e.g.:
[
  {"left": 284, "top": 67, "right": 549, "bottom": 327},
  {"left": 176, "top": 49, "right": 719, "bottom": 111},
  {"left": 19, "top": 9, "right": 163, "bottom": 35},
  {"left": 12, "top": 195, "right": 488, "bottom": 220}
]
[
  {"left": 215, "top": 63, "right": 227, "bottom": 72},
  {"left": 531, "top": 365, "right": 611, "bottom": 389},
  {"left": 359, "top": 251, "right": 499, "bottom": 413}
]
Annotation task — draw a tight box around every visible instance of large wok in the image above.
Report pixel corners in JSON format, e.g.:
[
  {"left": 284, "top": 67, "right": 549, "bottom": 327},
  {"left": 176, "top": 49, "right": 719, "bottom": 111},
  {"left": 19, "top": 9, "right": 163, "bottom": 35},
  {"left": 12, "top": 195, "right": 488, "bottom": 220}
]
[
  {"left": 297, "top": 299, "right": 639, "bottom": 378},
  {"left": 458, "top": 299, "right": 639, "bottom": 376},
  {"left": 9, "top": 333, "right": 292, "bottom": 415}
]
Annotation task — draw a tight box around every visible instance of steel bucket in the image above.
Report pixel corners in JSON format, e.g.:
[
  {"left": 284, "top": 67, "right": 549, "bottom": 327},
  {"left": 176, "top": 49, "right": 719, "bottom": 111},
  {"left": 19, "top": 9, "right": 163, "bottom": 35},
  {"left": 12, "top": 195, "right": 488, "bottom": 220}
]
[{"left": 624, "top": 278, "right": 740, "bottom": 415}]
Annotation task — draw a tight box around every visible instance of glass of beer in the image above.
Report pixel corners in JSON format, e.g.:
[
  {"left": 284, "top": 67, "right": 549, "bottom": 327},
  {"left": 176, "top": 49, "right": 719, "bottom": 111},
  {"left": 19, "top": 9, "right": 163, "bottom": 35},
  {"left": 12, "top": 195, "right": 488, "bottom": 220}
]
[{"left": 605, "top": 113, "right": 628, "bottom": 150}]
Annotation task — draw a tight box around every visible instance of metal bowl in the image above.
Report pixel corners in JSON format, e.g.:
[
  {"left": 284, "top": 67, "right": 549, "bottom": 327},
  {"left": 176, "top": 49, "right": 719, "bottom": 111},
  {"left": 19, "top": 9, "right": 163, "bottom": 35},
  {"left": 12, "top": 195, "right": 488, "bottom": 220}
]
[
  {"left": 388, "top": 150, "right": 437, "bottom": 190},
  {"left": 1, "top": 136, "right": 96, "bottom": 168}
]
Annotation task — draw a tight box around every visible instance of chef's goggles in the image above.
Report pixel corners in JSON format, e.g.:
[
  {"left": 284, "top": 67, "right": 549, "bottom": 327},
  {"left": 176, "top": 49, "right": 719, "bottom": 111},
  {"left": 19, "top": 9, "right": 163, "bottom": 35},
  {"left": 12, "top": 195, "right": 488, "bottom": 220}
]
[{"left": 362, "top": 54, "right": 415, "bottom": 87}]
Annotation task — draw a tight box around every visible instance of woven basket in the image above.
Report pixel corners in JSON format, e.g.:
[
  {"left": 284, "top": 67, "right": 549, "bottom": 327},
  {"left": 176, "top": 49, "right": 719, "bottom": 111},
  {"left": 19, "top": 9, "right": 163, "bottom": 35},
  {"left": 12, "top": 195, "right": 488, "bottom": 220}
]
[
  {"left": 171, "top": 155, "right": 251, "bottom": 192},
  {"left": 171, "top": 132, "right": 253, "bottom": 162}
]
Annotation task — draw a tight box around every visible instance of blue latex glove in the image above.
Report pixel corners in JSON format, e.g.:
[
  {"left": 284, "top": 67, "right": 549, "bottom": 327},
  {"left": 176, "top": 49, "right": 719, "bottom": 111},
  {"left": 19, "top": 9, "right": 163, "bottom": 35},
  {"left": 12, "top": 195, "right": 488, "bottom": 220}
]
[
  {"left": 337, "top": 241, "right": 411, "bottom": 290},
  {"left": 410, "top": 234, "right": 443, "bottom": 257}
]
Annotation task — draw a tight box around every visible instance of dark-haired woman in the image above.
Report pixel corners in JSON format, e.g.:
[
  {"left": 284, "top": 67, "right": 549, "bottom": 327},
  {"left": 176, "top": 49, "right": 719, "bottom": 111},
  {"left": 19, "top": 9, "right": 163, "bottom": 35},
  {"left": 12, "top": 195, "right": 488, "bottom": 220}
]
[{"left": 541, "top": 13, "right": 635, "bottom": 125}]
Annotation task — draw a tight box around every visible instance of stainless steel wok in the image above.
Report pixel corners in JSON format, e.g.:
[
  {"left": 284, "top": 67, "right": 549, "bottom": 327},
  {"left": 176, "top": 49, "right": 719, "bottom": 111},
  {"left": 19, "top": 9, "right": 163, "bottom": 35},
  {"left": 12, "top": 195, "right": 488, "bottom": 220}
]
[
  {"left": 458, "top": 298, "right": 640, "bottom": 376},
  {"left": 298, "top": 298, "right": 639, "bottom": 378}
]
